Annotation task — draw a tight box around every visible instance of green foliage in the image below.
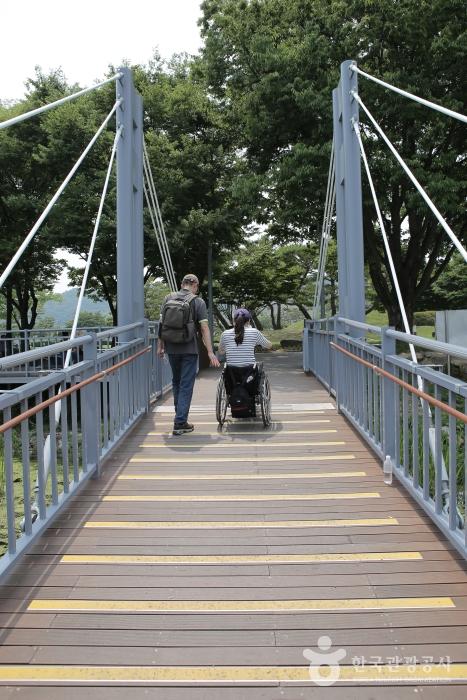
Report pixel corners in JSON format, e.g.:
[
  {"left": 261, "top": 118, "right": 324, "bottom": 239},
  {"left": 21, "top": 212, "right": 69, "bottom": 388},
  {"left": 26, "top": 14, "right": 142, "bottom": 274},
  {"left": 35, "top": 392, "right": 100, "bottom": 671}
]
[
  {"left": 65, "top": 311, "right": 112, "bottom": 328},
  {"left": 144, "top": 280, "right": 171, "bottom": 320},
  {"left": 199, "top": 0, "right": 467, "bottom": 328},
  {"left": 215, "top": 237, "right": 316, "bottom": 326}
]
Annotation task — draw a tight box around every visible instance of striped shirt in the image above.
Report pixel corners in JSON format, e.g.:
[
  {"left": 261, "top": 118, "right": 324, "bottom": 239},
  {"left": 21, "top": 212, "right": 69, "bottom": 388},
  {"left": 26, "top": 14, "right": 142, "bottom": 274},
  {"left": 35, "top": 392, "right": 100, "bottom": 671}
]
[{"left": 219, "top": 328, "right": 271, "bottom": 367}]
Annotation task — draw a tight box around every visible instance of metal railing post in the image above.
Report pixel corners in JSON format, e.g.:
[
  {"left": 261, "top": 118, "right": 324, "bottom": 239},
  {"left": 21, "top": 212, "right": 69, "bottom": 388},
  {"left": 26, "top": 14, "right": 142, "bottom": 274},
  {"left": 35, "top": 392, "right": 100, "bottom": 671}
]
[
  {"left": 381, "top": 326, "right": 397, "bottom": 465},
  {"left": 333, "top": 317, "right": 343, "bottom": 410},
  {"left": 83, "top": 333, "right": 100, "bottom": 478}
]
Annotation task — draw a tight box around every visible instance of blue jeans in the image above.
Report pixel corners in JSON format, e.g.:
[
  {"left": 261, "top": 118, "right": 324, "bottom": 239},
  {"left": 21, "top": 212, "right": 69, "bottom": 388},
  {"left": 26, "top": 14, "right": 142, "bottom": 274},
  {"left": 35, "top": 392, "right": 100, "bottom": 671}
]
[{"left": 168, "top": 354, "right": 198, "bottom": 426}]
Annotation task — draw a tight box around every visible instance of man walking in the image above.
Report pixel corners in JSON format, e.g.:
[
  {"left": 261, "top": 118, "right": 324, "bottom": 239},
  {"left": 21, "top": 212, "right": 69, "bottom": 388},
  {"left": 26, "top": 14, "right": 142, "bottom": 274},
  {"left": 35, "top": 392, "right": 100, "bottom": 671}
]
[{"left": 157, "top": 274, "right": 220, "bottom": 435}]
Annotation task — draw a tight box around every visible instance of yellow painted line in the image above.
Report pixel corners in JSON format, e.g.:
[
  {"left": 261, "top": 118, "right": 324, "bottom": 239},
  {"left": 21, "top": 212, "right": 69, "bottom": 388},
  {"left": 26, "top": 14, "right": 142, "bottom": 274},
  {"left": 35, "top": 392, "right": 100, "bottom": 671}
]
[
  {"left": 1, "top": 663, "right": 466, "bottom": 684},
  {"left": 103, "top": 492, "right": 380, "bottom": 502},
  {"left": 138, "top": 439, "right": 343, "bottom": 448},
  {"left": 84, "top": 517, "right": 399, "bottom": 529},
  {"left": 129, "top": 454, "right": 356, "bottom": 463},
  {"left": 148, "top": 425, "right": 332, "bottom": 435},
  {"left": 28, "top": 595, "right": 449, "bottom": 613},
  {"left": 59, "top": 551, "right": 421, "bottom": 565},
  {"left": 117, "top": 471, "right": 366, "bottom": 481}
]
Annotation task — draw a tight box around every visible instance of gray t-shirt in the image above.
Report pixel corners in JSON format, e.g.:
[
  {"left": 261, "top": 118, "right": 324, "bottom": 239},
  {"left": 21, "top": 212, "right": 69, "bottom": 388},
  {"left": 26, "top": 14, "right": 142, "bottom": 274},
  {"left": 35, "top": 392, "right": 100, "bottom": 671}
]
[{"left": 159, "top": 289, "right": 208, "bottom": 355}]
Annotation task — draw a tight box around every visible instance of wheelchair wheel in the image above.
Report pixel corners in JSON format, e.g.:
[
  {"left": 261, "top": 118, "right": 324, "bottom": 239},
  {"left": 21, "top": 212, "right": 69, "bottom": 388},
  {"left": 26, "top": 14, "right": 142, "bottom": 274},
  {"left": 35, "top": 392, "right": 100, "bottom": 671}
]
[
  {"left": 215, "top": 374, "right": 228, "bottom": 426},
  {"left": 259, "top": 373, "right": 272, "bottom": 427}
]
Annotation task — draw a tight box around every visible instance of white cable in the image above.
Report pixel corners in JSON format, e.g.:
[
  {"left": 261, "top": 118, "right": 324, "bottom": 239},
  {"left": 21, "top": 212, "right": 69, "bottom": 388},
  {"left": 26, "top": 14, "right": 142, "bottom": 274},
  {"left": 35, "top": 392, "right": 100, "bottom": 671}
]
[
  {"left": 350, "top": 64, "right": 467, "bottom": 124},
  {"left": 354, "top": 120, "right": 451, "bottom": 504},
  {"left": 0, "top": 101, "right": 121, "bottom": 290},
  {"left": 353, "top": 121, "right": 417, "bottom": 364},
  {"left": 143, "top": 142, "right": 177, "bottom": 289},
  {"left": 143, "top": 177, "right": 176, "bottom": 293},
  {"left": 142, "top": 148, "right": 174, "bottom": 289},
  {"left": 65, "top": 126, "right": 122, "bottom": 365},
  {"left": 313, "top": 146, "right": 333, "bottom": 314},
  {"left": 353, "top": 92, "right": 467, "bottom": 263},
  {"left": 0, "top": 74, "right": 122, "bottom": 130},
  {"left": 30, "top": 127, "right": 122, "bottom": 523},
  {"left": 143, "top": 148, "right": 177, "bottom": 291},
  {"left": 313, "top": 142, "right": 335, "bottom": 319},
  {"left": 143, "top": 149, "right": 176, "bottom": 291},
  {"left": 142, "top": 156, "right": 176, "bottom": 292}
]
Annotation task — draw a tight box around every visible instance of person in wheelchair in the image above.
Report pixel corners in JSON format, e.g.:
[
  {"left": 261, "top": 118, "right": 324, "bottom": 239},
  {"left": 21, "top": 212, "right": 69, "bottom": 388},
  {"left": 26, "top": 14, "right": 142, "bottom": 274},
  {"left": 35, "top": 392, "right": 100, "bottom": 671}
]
[{"left": 218, "top": 308, "right": 272, "bottom": 418}]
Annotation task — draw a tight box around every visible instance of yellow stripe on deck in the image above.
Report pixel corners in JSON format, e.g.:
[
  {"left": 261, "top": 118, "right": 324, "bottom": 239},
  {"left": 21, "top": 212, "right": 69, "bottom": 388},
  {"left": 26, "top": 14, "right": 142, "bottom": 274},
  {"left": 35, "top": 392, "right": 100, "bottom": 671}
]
[
  {"left": 129, "top": 454, "right": 356, "bottom": 463},
  {"left": 139, "top": 440, "right": 344, "bottom": 448},
  {"left": 117, "top": 471, "right": 366, "bottom": 481},
  {"left": 84, "top": 517, "right": 399, "bottom": 529},
  {"left": 148, "top": 425, "right": 332, "bottom": 435},
  {"left": 1, "top": 663, "right": 466, "bottom": 684},
  {"left": 103, "top": 492, "right": 380, "bottom": 502},
  {"left": 60, "top": 551, "right": 421, "bottom": 564},
  {"left": 28, "top": 595, "right": 450, "bottom": 613}
]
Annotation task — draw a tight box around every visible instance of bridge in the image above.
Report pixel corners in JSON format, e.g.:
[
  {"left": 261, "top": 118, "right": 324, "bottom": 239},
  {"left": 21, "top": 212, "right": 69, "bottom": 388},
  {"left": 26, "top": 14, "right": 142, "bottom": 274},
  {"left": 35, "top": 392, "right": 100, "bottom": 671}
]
[{"left": 0, "top": 61, "right": 466, "bottom": 695}]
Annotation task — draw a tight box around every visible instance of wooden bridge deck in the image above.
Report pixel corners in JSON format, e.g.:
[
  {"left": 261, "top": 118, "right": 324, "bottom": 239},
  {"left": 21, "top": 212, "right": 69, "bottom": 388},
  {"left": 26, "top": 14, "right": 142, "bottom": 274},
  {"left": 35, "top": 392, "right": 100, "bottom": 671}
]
[{"left": 0, "top": 352, "right": 466, "bottom": 698}]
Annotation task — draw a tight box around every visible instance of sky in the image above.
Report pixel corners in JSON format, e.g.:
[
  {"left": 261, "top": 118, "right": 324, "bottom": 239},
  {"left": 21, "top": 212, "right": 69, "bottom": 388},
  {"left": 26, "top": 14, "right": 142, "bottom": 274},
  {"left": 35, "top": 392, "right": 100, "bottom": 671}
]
[
  {"left": 1, "top": 0, "right": 204, "bottom": 101},
  {"left": 2, "top": 0, "right": 204, "bottom": 292}
]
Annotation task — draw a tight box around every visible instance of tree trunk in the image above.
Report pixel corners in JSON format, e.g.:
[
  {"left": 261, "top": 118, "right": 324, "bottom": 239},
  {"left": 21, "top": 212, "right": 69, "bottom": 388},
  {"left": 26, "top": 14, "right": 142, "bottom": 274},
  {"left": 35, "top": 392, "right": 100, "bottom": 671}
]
[
  {"left": 296, "top": 303, "right": 311, "bottom": 320},
  {"left": 276, "top": 303, "right": 282, "bottom": 330},
  {"left": 5, "top": 287, "right": 13, "bottom": 331},
  {"left": 213, "top": 302, "right": 231, "bottom": 330},
  {"left": 267, "top": 303, "right": 277, "bottom": 330},
  {"left": 329, "top": 279, "right": 337, "bottom": 316},
  {"left": 251, "top": 311, "right": 263, "bottom": 330},
  {"left": 387, "top": 303, "right": 414, "bottom": 332}
]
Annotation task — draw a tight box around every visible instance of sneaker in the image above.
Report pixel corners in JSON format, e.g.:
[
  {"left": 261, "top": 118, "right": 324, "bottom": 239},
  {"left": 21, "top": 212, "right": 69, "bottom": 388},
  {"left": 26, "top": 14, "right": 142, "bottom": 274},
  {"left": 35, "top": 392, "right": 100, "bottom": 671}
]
[{"left": 172, "top": 422, "right": 194, "bottom": 436}]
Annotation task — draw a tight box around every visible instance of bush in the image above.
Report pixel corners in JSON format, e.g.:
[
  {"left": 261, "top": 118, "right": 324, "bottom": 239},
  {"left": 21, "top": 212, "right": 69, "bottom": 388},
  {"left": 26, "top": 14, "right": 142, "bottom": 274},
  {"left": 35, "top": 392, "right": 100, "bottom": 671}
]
[{"left": 414, "top": 310, "right": 435, "bottom": 326}]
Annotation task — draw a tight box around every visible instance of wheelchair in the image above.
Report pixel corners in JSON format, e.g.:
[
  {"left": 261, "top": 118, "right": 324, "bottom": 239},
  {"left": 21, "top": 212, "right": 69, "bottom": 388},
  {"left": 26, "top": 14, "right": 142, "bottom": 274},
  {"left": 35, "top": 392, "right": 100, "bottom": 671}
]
[{"left": 215, "top": 362, "right": 272, "bottom": 428}]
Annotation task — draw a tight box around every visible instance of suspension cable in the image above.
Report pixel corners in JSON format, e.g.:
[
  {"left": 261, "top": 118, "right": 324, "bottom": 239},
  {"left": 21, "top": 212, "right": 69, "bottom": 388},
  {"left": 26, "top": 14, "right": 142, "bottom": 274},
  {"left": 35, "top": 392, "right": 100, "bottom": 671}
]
[
  {"left": 354, "top": 120, "right": 453, "bottom": 511},
  {"left": 143, "top": 177, "right": 176, "bottom": 293},
  {"left": 143, "top": 141, "right": 177, "bottom": 290},
  {"left": 142, "top": 159, "right": 175, "bottom": 291},
  {"left": 143, "top": 145, "right": 174, "bottom": 287},
  {"left": 0, "top": 101, "right": 121, "bottom": 291},
  {"left": 142, "top": 147, "right": 177, "bottom": 291},
  {"left": 65, "top": 125, "right": 122, "bottom": 360},
  {"left": 25, "top": 127, "right": 123, "bottom": 528},
  {"left": 0, "top": 74, "right": 122, "bottom": 130},
  {"left": 143, "top": 152, "right": 176, "bottom": 291},
  {"left": 313, "top": 141, "right": 335, "bottom": 319},
  {"left": 352, "top": 92, "right": 467, "bottom": 263},
  {"left": 350, "top": 64, "right": 467, "bottom": 124},
  {"left": 353, "top": 122, "right": 417, "bottom": 362}
]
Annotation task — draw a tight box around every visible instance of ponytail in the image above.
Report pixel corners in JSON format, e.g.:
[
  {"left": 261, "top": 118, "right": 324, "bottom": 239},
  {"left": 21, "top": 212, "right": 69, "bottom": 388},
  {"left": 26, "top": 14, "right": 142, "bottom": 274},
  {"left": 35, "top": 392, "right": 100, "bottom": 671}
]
[{"left": 234, "top": 315, "right": 246, "bottom": 345}]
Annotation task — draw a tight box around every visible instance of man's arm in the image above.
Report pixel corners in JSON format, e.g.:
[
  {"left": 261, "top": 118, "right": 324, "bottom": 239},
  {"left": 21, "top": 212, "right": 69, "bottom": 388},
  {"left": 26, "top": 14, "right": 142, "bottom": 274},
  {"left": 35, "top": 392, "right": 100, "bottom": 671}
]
[{"left": 199, "top": 321, "right": 220, "bottom": 367}]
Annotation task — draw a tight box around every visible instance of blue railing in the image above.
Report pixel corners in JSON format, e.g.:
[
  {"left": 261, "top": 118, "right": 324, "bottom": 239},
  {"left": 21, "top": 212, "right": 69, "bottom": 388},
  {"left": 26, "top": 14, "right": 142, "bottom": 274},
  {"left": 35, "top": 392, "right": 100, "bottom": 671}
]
[
  {"left": 304, "top": 317, "right": 467, "bottom": 559},
  {"left": 0, "top": 321, "right": 171, "bottom": 579}
]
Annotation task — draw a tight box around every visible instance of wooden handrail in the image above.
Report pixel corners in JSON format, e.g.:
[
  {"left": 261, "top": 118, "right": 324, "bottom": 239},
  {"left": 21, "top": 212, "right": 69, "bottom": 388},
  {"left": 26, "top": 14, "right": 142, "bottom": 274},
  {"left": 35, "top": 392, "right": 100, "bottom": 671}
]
[
  {"left": 0, "top": 346, "right": 151, "bottom": 434},
  {"left": 330, "top": 341, "right": 467, "bottom": 425}
]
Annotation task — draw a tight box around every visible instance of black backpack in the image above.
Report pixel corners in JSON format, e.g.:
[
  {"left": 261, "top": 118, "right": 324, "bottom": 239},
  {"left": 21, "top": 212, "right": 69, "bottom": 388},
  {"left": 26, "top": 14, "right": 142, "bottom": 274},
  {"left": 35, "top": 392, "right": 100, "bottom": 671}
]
[
  {"left": 228, "top": 367, "right": 256, "bottom": 417},
  {"left": 160, "top": 292, "right": 196, "bottom": 344}
]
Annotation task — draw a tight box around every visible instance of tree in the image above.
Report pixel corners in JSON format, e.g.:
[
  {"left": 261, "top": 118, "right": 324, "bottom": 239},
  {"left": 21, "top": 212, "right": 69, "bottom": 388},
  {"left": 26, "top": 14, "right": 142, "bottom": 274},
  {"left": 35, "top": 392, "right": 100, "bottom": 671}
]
[
  {"left": 144, "top": 280, "right": 171, "bottom": 320},
  {"left": 0, "top": 69, "right": 70, "bottom": 329},
  {"left": 65, "top": 311, "right": 112, "bottom": 328},
  {"left": 199, "top": 0, "right": 467, "bottom": 329},
  {"left": 215, "top": 238, "right": 316, "bottom": 327},
  {"left": 420, "top": 253, "right": 467, "bottom": 310}
]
